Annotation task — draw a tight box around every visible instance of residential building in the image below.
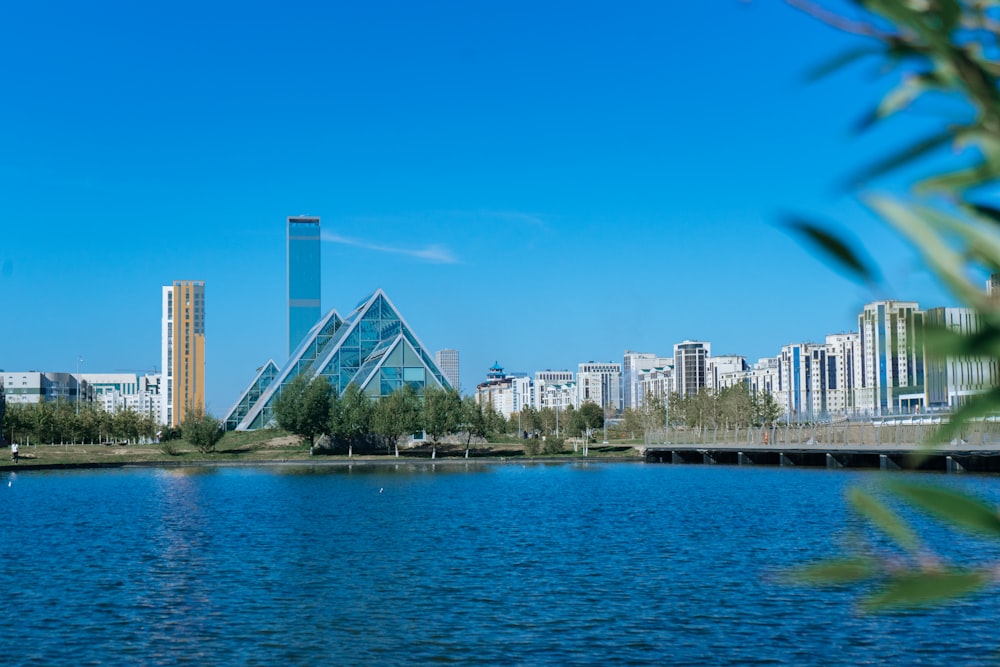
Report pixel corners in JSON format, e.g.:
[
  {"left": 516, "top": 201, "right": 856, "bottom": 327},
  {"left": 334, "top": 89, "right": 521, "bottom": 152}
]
[
  {"left": 857, "top": 300, "right": 925, "bottom": 415},
  {"left": 778, "top": 343, "right": 829, "bottom": 420},
  {"left": 925, "top": 307, "right": 999, "bottom": 409},
  {"left": 825, "top": 332, "right": 862, "bottom": 415},
  {"left": 707, "top": 355, "right": 747, "bottom": 392},
  {"left": 161, "top": 280, "right": 205, "bottom": 427},
  {"left": 637, "top": 364, "right": 672, "bottom": 406},
  {"left": 538, "top": 379, "right": 577, "bottom": 411},
  {"left": 673, "top": 341, "right": 711, "bottom": 397},
  {"left": 435, "top": 349, "right": 460, "bottom": 390},
  {"left": 576, "top": 362, "right": 622, "bottom": 411},
  {"left": 288, "top": 216, "right": 321, "bottom": 358},
  {"left": 533, "top": 370, "right": 574, "bottom": 410},
  {"left": 623, "top": 351, "right": 671, "bottom": 410}
]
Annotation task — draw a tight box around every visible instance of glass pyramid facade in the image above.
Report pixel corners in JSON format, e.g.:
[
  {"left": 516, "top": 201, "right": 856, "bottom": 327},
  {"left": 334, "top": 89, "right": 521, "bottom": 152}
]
[{"left": 226, "top": 289, "right": 452, "bottom": 430}]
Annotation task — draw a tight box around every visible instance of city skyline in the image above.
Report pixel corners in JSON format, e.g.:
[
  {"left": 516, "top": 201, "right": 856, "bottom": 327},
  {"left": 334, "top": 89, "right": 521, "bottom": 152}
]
[{"left": 1, "top": 1, "right": 968, "bottom": 414}]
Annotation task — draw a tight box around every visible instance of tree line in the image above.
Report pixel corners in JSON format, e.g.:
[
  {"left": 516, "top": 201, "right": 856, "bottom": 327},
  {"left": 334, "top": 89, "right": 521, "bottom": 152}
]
[
  {"left": 615, "top": 387, "right": 784, "bottom": 440},
  {"left": 3, "top": 401, "right": 162, "bottom": 445},
  {"left": 272, "top": 376, "right": 609, "bottom": 456}
]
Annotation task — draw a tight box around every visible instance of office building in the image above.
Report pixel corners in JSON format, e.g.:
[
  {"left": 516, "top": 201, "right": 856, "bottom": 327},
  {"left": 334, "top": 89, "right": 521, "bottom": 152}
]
[
  {"left": 161, "top": 280, "right": 205, "bottom": 427},
  {"left": 288, "top": 216, "right": 321, "bottom": 358}
]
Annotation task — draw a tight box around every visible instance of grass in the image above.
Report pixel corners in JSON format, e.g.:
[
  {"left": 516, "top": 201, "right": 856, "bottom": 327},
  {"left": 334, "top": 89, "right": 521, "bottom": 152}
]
[{"left": 1, "top": 432, "right": 643, "bottom": 469}]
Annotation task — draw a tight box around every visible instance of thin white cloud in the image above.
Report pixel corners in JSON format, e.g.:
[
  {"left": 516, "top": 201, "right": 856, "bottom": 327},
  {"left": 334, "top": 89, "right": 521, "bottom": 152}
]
[{"left": 322, "top": 231, "right": 459, "bottom": 264}]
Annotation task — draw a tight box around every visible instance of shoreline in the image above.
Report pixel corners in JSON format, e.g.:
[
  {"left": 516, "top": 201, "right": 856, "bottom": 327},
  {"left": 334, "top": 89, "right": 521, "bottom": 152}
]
[{"left": 0, "top": 454, "right": 646, "bottom": 473}]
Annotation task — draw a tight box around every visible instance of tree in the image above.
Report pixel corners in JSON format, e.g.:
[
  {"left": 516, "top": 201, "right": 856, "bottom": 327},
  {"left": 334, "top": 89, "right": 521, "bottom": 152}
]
[
  {"left": 183, "top": 410, "right": 223, "bottom": 453},
  {"left": 422, "top": 386, "right": 462, "bottom": 458},
  {"left": 273, "top": 375, "right": 332, "bottom": 449},
  {"left": 329, "top": 383, "right": 373, "bottom": 455},
  {"left": 460, "top": 396, "right": 488, "bottom": 456},
  {"left": 371, "top": 384, "right": 420, "bottom": 456}
]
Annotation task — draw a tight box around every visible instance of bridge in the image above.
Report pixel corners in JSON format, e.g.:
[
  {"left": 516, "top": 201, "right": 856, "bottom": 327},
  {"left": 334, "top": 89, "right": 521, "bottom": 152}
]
[{"left": 640, "top": 418, "right": 1000, "bottom": 473}]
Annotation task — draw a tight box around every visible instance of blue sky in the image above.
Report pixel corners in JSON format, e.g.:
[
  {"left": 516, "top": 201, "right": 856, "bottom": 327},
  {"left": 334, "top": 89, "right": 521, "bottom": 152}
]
[{"left": 1, "top": 1, "right": 958, "bottom": 413}]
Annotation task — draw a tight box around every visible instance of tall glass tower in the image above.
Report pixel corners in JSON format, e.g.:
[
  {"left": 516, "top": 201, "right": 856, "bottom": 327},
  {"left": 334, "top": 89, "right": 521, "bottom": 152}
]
[{"left": 287, "top": 216, "right": 321, "bottom": 357}]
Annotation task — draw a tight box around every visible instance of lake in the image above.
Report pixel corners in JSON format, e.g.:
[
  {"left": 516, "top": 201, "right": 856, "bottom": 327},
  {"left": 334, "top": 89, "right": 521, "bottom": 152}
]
[{"left": 2, "top": 462, "right": 1000, "bottom": 665}]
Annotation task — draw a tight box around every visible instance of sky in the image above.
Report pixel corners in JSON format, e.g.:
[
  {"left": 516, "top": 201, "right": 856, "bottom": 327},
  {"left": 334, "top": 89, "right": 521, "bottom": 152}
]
[{"left": 0, "top": 0, "right": 962, "bottom": 414}]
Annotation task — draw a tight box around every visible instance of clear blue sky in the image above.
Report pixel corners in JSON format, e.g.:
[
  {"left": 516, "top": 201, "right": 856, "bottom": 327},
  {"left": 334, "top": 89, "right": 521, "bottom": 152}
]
[{"left": 0, "top": 1, "right": 957, "bottom": 414}]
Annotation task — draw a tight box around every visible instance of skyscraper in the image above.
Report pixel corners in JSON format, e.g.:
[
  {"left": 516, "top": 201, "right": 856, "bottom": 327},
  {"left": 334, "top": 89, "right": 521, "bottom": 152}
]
[
  {"left": 161, "top": 280, "right": 205, "bottom": 427},
  {"left": 435, "top": 349, "right": 460, "bottom": 390},
  {"left": 287, "top": 216, "right": 321, "bottom": 357},
  {"left": 673, "top": 341, "right": 711, "bottom": 398}
]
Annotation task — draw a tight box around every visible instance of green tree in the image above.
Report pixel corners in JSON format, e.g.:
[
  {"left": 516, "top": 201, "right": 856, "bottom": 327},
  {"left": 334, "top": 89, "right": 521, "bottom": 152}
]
[
  {"left": 459, "top": 396, "right": 488, "bottom": 456},
  {"left": 273, "top": 375, "right": 332, "bottom": 449},
  {"left": 329, "top": 383, "right": 373, "bottom": 454},
  {"left": 183, "top": 410, "right": 224, "bottom": 453},
  {"left": 422, "top": 386, "right": 462, "bottom": 458},
  {"left": 371, "top": 384, "right": 420, "bottom": 456}
]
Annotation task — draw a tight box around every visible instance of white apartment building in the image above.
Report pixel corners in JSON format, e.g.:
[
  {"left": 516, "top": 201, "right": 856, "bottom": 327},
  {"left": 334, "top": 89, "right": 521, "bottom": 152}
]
[
  {"left": 538, "top": 380, "right": 577, "bottom": 411},
  {"left": 707, "top": 355, "right": 747, "bottom": 392},
  {"left": 637, "top": 364, "right": 672, "bottom": 406},
  {"left": 925, "top": 307, "right": 999, "bottom": 409},
  {"left": 622, "top": 351, "right": 671, "bottom": 409},
  {"left": 825, "top": 333, "right": 862, "bottom": 415},
  {"left": 576, "top": 362, "right": 622, "bottom": 411},
  {"left": 533, "top": 370, "right": 574, "bottom": 410},
  {"left": 778, "top": 343, "right": 829, "bottom": 420}
]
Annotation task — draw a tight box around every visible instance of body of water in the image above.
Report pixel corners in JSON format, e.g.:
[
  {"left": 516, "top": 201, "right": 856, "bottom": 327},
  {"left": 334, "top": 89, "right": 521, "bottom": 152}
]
[{"left": 2, "top": 462, "right": 1000, "bottom": 665}]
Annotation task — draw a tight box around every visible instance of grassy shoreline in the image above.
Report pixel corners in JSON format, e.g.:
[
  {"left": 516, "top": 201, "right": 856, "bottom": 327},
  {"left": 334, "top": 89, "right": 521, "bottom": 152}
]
[{"left": 0, "top": 432, "right": 644, "bottom": 471}]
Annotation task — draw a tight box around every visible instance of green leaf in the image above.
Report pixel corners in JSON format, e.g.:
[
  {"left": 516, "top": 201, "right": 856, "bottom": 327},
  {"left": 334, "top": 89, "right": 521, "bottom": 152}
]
[
  {"left": 886, "top": 481, "right": 1000, "bottom": 536},
  {"left": 967, "top": 202, "right": 1000, "bottom": 226},
  {"left": 843, "top": 129, "right": 954, "bottom": 188},
  {"left": 786, "top": 558, "right": 880, "bottom": 585},
  {"left": 803, "top": 46, "right": 882, "bottom": 83},
  {"left": 848, "top": 487, "right": 920, "bottom": 553},
  {"left": 863, "top": 195, "right": 984, "bottom": 306},
  {"left": 781, "top": 215, "right": 880, "bottom": 285},
  {"left": 862, "top": 570, "right": 990, "bottom": 611}
]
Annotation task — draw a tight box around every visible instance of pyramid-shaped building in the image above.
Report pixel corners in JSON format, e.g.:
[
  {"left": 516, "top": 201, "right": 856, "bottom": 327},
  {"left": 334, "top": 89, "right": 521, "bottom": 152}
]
[{"left": 223, "top": 289, "right": 452, "bottom": 430}]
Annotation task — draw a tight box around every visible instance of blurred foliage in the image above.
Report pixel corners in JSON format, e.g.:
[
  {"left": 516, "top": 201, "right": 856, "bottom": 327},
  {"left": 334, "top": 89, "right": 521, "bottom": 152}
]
[{"left": 785, "top": 0, "right": 1000, "bottom": 610}]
